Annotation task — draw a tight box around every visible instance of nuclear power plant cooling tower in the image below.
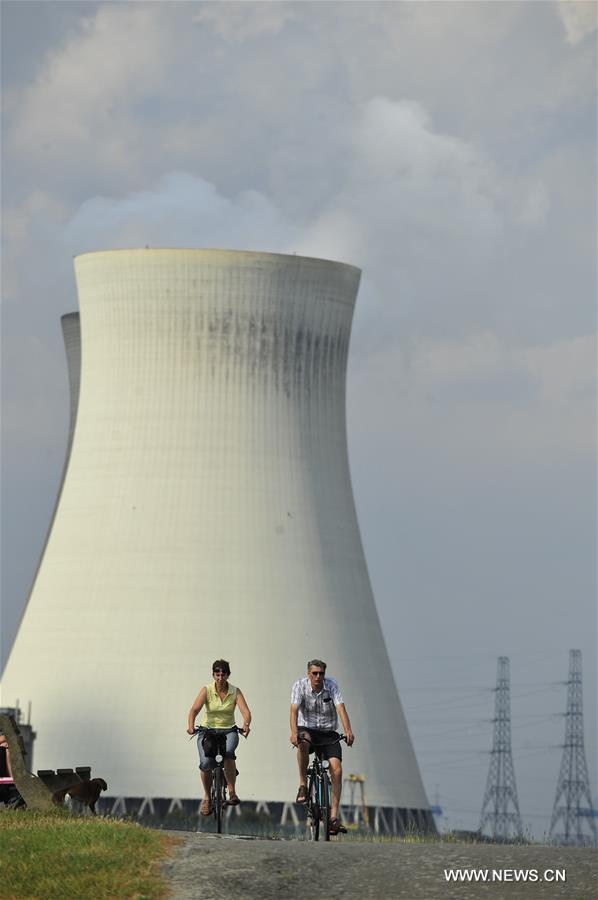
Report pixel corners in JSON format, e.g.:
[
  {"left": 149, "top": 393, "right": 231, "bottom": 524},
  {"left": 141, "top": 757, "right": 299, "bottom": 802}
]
[{"left": 2, "top": 249, "right": 431, "bottom": 830}]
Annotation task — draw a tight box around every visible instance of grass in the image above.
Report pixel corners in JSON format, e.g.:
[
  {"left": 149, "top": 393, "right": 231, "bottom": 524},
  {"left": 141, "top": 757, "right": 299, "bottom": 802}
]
[{"left": 0, "top": 808, "right": 181, "bottom": 899}]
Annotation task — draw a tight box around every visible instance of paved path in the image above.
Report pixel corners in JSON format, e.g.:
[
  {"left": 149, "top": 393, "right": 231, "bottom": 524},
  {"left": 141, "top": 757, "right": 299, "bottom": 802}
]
[{"left": 162, "top": 833, "right": 596, "bottom": 899}]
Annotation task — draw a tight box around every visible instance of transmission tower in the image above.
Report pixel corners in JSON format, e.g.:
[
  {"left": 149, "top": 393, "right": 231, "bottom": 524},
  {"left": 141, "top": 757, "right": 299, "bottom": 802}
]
[
  {"left": 479, "top": 657, "right": 523, "bottom": 840},
  {"left": 549, "top": 650, "right": 597, "bottom": 846}
]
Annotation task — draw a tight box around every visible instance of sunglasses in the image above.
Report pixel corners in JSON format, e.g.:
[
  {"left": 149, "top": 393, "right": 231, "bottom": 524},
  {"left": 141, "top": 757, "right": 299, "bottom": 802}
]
[
  {"left": 213, "top": 669, "right": 229, "bottom": 675},
  {"left": 310, "top": 671, "right": 325, "bottom": 677}
]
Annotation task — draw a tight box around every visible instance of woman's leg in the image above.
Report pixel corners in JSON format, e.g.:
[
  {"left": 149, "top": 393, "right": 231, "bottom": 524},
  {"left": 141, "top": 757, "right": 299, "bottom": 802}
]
[
  {"left": 197, "top": 733, "right": 214, "bottom": 810},
  {"left": 223, "top": 731, "right": 240, "bottom": 796},
  {"left": 200, "top": 769, "right": 213, "bottom": 798}
]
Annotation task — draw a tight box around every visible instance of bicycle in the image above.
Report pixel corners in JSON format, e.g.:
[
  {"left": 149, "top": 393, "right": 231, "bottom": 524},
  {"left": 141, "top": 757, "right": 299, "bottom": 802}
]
[
  {"left": 191, "top": 726, "right": 244, "bottom": 834},
  {"left": 298, "top": 732, "right": 347, "bottom": 841}
]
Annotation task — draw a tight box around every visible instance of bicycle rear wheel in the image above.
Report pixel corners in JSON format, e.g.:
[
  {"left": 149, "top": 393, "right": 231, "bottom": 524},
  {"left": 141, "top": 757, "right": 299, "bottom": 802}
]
[
  {"left": 213, "top": 767, "right": 224, "bottom": 833},
  {"left": 307, "top": 770, "right": 320, "bottom": 841}
]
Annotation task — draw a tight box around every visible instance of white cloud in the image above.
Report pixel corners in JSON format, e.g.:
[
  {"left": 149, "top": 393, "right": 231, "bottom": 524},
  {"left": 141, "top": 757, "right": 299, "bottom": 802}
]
[
  {"left": 292, "top": 208, "right": 365, "bottom": 266},
  {"left": 45, "top": 95, "right": 511, "bottom": 308},
  {"left": 350, "top": 332, "right": 596, "bottom": 465},
  {"left": 7, "top": 4, "right": 174, "bottom": 178},
  {"left": 556, "top": 0, "right": 597, "bottom": 45},
  {"left": 349, "top": 96, "right": 503, "bottom": 239},
  {"left": 3, "top": 88, "right": 561, "bottom": 350},
  {"left": 525, "top": 332, "right": 596, "bottom": 408},
  {"left": 59, "top": 172, "right": 299, "bottom": 257},
  {"left": 354, "top": 98, "right": 479, "bottom": 181},
  {"left": 192, "top": 2, "right": 297, "bottom": 41},
  {"left": 5, "top": 1, "right": 593, "bottom": 214}
]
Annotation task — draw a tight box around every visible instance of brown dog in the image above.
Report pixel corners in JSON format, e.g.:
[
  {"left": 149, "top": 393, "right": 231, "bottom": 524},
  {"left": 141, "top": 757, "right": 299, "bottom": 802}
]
[{"left": 52, "top": 777, "right": 108, "bottom": 815}]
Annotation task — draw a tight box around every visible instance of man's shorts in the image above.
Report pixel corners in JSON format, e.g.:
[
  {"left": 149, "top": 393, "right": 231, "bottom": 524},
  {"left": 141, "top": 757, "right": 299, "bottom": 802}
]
[{"left": 298, "top": 729, "right": 342, "bottom": 760}]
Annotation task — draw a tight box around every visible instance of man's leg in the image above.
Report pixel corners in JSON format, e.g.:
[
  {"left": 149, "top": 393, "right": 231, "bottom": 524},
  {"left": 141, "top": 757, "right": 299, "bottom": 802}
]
[
  {"left": 328, "top": 758, "right": 342, "bottom": 820},
  {"left": 296, "top": 732, "right": 310, "bottom": 799}
]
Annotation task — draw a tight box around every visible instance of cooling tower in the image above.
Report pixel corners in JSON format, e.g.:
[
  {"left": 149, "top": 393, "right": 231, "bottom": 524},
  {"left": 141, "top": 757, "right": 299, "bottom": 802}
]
[{"left": 2, "top": 249, "right": 430, "bottom": 821}]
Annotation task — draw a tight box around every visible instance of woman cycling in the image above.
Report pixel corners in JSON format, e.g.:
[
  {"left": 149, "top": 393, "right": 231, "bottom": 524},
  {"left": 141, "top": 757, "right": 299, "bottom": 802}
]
[{"left": 187, "top": 659, "right": 252, "bottom": 815}]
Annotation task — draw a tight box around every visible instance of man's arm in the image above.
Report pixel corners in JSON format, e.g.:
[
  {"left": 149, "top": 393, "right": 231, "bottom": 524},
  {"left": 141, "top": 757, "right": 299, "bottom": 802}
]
[
  {"left": 336, "top": 703, "right": 354, "bottom": 746},
  {"left": 290, "top": 703, "right": 301, "bottom": 746}
]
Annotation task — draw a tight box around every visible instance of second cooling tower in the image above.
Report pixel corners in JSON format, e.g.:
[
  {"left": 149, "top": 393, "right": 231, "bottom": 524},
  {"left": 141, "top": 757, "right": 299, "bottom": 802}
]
[{"left": 2, "top": 249, "right": 430, "bottom": 817}]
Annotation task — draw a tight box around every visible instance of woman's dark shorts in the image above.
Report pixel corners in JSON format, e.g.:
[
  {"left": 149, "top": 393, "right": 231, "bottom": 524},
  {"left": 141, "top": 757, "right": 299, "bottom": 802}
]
[{"left": 298, "top": 729, "right": 342, "bottom": 760}]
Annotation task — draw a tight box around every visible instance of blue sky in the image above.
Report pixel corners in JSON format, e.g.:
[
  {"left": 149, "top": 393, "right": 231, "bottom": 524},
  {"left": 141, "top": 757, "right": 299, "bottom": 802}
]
[{"left": 1, "top": 1, "right": 596, "bottom": 838}]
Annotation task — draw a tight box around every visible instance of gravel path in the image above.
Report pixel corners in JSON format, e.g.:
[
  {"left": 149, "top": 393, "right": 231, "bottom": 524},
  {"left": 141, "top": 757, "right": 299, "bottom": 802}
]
[{"left": 162, "top": 833, "right": 596, "bottom": 899}]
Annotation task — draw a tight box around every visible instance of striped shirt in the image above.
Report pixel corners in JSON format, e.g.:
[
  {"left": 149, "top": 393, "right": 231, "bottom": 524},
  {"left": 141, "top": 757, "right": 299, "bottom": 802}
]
[{"left": 290, "top": 676, "right": 344, "bottom": 730}]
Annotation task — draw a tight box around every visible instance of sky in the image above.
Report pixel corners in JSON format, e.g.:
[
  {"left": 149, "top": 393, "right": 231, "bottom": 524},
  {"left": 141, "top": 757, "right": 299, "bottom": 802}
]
[{"left": 1, "top": 1, "right": 596, "bottom": 839}]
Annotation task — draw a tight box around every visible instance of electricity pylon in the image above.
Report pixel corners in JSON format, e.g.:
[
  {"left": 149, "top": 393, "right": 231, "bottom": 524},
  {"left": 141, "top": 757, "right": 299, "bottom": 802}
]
[
  {"left": 479, "top": 657, "right": 523, "bottom": 840},
  {"left": 549, "top": 650, "right": 597, "bottom": 846}
]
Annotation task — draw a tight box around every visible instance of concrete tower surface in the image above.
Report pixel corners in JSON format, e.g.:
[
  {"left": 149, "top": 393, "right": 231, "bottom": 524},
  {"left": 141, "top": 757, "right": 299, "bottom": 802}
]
[{"left": 2, "top": 249, "right": 429, "bottom": 816}]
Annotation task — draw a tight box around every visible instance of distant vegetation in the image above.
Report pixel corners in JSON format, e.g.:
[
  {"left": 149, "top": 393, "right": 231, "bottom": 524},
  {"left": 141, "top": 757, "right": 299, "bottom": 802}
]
[{"left": 0, "top": 809, "right": 179, "bottom": 899}]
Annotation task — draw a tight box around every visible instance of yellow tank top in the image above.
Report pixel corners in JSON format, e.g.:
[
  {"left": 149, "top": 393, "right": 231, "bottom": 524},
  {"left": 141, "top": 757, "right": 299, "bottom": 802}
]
[{"left": 201, "top": 682, "right": 237, "bottom": 728}]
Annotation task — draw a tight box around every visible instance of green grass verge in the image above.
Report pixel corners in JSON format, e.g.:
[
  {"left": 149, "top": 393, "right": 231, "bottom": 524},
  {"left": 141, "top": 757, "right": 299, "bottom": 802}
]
[{"left": 0, "top": 809, "right": 180, "bottom": 899}]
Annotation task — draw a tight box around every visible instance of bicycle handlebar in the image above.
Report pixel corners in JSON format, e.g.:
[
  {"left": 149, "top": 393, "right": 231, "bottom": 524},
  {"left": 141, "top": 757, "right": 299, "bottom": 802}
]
[{"left": 189, "top": 725, "right": 246, "bottom": 740}]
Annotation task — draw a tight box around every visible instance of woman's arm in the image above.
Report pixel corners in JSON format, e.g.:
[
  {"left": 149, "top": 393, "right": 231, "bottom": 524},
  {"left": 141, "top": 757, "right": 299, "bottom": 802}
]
[
  {"left": 236, "top": 689, "right": 252, "bottom": 736},
  {"left": 187, "top": 686, "right": 207, "bottom": 734}
]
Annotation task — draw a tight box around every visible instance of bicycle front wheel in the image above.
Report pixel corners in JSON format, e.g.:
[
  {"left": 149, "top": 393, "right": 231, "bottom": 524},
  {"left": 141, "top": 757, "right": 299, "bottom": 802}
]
[
  {"left": 307, "top": 770, "right": 320, "bottom": 841},
  {"left": 213, "top": 767, "right": 224, "bottom": 833},
  {"left": 321, "top": 772, "right": 331, "bottom": 841}
]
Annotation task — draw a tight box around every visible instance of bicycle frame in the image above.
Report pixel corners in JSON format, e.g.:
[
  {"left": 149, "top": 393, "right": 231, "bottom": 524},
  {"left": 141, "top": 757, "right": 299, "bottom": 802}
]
[
  {"left": 210, "top": 733, "right": 228, "bottom": 834},
  {"left": 193, "top": 726, "right": 242, "bottom": 834},
  {"left": 306, "top": 753, "right": 331, "bottom": 841},
  {"left": 299, "top": 732, "right": 346, "bottom": 842}
]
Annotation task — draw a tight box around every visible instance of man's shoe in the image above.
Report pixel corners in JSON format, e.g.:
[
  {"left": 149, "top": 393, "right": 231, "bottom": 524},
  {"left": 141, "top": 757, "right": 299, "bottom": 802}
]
[
  {"left": 200, "top": 798, "right": 212, "bottom": 816},
  {"left": 228, "top": 793, "right": 240, "bottom": 805},
  {"left": 328, "top": 817, "right": 347, "bottom": 835},
  {"left": 296, "top": 784, "right": 308, "bottom": 803}
]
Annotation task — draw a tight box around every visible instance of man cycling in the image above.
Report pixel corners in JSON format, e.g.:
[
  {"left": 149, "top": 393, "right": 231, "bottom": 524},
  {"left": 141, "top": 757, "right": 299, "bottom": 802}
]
[{"left": 290, "top": 658, "right": 355, "bottom": 835}]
